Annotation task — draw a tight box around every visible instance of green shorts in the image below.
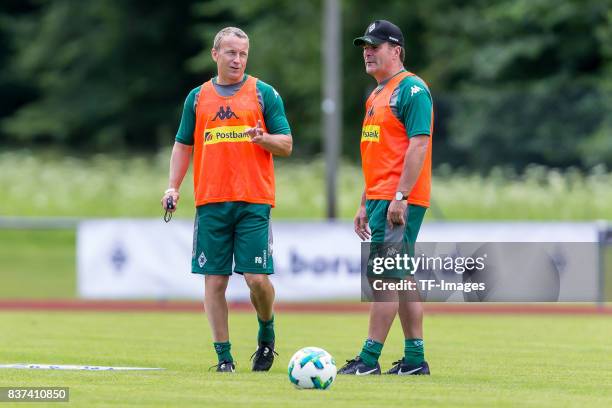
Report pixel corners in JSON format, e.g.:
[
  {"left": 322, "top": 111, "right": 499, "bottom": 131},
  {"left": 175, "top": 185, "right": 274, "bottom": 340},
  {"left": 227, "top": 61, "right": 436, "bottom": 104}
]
[
  {"left": 366, "top": 200, "right": 427, "bottom": 279},
  {"left": 192, "top": 202, "right": 273, "bottom": 275}
]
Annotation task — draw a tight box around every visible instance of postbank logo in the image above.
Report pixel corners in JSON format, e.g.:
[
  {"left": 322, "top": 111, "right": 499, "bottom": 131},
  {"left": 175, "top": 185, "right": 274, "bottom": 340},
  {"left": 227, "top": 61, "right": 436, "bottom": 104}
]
[
  {"left": 203, "top": 125, "right": 250, "bottom": 145},
  {"left": 361, "top": 125, "right": 381, "bottom": 142}
]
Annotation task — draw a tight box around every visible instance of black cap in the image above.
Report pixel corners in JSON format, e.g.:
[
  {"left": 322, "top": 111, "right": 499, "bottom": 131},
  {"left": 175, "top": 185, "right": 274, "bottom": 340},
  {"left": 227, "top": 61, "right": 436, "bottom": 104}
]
[{"left": 353, "top": 20, "right": 404, "bottom": 47}]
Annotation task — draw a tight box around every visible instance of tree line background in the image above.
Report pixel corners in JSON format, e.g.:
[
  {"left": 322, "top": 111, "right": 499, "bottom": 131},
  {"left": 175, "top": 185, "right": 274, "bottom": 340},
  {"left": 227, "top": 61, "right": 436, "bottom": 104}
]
[{"left": 1, "top": 0, "right": 610, "bottom": 171}]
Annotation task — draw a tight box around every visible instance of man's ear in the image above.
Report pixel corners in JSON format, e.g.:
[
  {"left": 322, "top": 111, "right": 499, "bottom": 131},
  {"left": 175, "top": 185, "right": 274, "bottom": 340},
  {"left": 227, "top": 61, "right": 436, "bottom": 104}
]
[{"left": 211, "top": 48, "right": 218, "bottom": 63}]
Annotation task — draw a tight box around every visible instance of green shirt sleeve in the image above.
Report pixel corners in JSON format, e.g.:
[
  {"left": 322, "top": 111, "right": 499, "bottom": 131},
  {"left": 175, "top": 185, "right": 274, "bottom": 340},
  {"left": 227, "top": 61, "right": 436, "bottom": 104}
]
[
  {"left": 396, "top": 77, "right": 433, "bottom": 138},
  {"left": 256, "top": 80, "right": 292, "bottom": 135},
  {"left": 175, "top": 86, "right": 201, "bottom": 145}
]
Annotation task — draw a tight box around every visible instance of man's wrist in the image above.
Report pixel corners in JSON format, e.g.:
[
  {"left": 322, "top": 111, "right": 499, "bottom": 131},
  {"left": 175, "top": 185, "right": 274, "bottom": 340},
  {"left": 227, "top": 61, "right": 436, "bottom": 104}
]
[
  {"left": 165, "top": 188, "right": 178, "bottom": 194},
  {"left": 394, "top": 191, "right": 408, "bottom": 201}
]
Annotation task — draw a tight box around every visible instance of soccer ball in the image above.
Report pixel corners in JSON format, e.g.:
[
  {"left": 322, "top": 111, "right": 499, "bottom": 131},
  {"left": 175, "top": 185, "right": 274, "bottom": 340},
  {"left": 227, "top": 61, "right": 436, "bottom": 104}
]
[{"left": 287, "top": 347, "right": 336, "bottom": 390}]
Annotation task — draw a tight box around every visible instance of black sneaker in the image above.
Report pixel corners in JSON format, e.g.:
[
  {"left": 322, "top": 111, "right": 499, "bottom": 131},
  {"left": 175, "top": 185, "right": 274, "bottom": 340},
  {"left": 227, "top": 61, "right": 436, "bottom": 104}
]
[
  {"left": 385, "top": 359, "right": 430, "bottom": 375},
  {"left": 337, "top": 356, "right": 381, "bottom": 375},
  {"left": 209, "top": 360, "right": 235, "bottom": 373},
  {"left": 251, "top": 341, "right": 278, "bottom": 371}
]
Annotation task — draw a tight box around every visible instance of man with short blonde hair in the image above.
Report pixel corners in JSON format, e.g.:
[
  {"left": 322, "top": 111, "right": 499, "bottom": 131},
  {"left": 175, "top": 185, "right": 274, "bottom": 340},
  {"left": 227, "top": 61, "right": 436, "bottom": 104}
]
[
  {"left": 162, "top": 26, "right": 292, "bottom": 373},
  {"left": 213, "top": 27, "right": 248, "bottom": 50}
]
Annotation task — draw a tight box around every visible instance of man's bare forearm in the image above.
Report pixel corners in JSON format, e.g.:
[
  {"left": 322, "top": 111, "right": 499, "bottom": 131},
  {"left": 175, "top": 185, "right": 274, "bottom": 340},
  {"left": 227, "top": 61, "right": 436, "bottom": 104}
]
[
  {"left": 256, "top": 134, "right": 293, "bottom": 157},
  {"left": 396, "top": 135, "right": 429, "bottom": 195},
  {"left": 168, "top": 141, "right": 193, "bottom": 190}
]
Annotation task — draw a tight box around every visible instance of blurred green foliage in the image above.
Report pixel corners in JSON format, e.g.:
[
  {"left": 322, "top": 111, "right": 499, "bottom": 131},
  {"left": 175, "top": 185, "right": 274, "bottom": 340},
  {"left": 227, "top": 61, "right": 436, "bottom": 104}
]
[
  {"left": 0, "top": 0, "right": 610, "bottom": 170},
  {"left": 1, "top": 150, "right": 610, "bottom": 220}
]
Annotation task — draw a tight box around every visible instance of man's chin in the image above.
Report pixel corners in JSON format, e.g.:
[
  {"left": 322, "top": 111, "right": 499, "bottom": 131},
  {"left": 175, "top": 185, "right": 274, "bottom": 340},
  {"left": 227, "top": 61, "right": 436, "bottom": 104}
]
[{"left": 227, "top": 72, "right": 243, "bottom": 81}]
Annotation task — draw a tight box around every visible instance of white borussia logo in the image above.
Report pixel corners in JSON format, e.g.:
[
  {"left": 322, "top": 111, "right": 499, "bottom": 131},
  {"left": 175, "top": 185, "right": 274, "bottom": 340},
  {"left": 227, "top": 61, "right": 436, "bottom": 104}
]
[
  {"left": 368, "top": 23, "right": 376, "bottom": 33},
  {"left": 410, "top": 85, "right": 423, "bottom": 96},
  {"left": 198, "top": 252, "right": 207, "bottom": 268}
]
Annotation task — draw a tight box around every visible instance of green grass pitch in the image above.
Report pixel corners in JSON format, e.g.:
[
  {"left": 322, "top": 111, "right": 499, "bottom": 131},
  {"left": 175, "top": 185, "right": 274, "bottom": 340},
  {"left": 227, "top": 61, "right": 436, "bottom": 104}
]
[{"left": 1, "top": 311, "right": 611, "bottom": 407}]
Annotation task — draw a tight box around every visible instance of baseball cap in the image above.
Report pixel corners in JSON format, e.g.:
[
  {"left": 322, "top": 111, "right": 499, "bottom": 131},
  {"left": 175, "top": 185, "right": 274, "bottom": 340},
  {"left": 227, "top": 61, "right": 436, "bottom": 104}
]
[{"left": 353, "top": 20, "right": 404, "bottom": 47}]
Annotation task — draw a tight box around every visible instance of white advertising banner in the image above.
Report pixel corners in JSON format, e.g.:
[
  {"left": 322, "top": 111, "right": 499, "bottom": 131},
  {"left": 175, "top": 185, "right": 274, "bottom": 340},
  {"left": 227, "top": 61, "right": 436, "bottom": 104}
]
[
  {"left": 77, "top": 220, "right": 601, "bottom": 301},
  {"left": 77, "top": 220, "right": 362, "bottom": 301}
]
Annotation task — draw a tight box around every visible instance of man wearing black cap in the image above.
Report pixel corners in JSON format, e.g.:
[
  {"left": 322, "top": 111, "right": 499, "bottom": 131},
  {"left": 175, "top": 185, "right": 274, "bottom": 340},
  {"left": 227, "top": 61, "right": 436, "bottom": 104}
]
[{"left": 338, "top": 20, "right": 433, "bottom": 376}]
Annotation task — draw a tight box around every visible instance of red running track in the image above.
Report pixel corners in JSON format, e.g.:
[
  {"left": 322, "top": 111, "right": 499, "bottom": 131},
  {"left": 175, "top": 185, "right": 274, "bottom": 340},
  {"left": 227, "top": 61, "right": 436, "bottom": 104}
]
[{"left": 0, "top": 300, "right": 610, "bottom": 315}]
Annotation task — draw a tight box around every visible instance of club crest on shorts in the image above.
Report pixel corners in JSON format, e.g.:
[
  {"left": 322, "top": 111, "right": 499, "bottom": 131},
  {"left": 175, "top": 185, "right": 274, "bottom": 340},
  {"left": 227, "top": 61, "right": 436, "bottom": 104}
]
[{"left": 198, "top": 252, "right": 207, "bottom": 268}]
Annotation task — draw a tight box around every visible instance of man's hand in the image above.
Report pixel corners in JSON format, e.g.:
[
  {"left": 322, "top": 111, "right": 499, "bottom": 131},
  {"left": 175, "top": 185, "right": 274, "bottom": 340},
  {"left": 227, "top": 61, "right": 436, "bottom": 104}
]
[
  {"left": 387, "top": 199, "right": 407, "bottom": 226},
  {"left": 354, "top": 205, "right": 371, "bottom": 241},
  {"left": 161, "top": 188, "right": 180, "bottom": 212},
  {"left": 245, "top": 120, "right": 267, "bottom": 145},
  {"left": 245, "top": 119, "right": 292, "bottom": 156}
]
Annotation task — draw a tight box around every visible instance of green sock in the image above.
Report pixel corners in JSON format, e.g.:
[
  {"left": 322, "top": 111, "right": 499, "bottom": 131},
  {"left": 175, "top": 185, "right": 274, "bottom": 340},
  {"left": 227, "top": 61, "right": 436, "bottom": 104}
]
[
  {"left": 358, "top": 338, "right": 383, "bottom": 367},
  {"left": 213, "top": 341, "right": 233, "bottom": 363},
  {"left": 257, "top": 315, "right": 275, "bottom": 344},
  {"left": 404, "top": 338, "right": 424, "bottom": 366}
]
